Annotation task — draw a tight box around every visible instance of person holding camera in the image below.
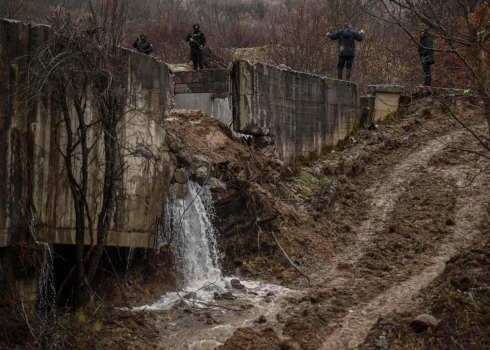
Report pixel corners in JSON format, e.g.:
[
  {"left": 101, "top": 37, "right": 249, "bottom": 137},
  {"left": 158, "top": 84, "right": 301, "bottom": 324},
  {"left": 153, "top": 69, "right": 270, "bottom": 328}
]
[{"left": 133, "top": 34, "right": 154, "bottom": 55}]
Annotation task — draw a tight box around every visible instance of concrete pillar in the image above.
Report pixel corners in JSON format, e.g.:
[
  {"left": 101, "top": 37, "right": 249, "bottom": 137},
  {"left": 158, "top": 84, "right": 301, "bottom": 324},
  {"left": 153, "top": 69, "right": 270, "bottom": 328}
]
[{"left": 367, "top": 85, "right": 404, "bottom": 122}]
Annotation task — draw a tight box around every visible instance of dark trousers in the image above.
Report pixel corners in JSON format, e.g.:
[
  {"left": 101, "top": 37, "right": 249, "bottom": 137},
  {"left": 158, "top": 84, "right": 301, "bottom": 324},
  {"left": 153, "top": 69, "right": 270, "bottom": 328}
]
[
  {"left": 337, "top": 56, "right": 355, "bottom": 80},
  {"left": 337, "top": 56, "right": 355, "bottom": 69},
  {"left": 422, "top": 62, "right": 432, "bottom": 86},
  {"left": 191, "top": 50, "right": 204, "bottom": 70}
]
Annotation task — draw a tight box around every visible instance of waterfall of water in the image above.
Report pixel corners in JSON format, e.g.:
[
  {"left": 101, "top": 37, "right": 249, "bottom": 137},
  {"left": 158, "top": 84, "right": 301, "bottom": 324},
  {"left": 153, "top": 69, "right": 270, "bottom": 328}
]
[
  {"left": 37, "top": 243, "right": 56, "bottom": 319},
  {"left": 167, "top": 181, "right": 222, "bottom": 290},
  {"left": 135, "top": 180, "right": 291, "bottom": 312}
]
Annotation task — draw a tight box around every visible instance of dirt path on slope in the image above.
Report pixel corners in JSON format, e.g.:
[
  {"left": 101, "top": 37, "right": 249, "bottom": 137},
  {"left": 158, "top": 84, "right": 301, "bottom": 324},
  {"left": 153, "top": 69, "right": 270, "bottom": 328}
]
[
  {"left": 275, "top": 124, "right": 489, "bottom": 350},
  {"left": 314, "top": 130, "right": 466, "bottom": 285},
  {"left": 321, "top": 157, "right": 489, "bottom": 349}
]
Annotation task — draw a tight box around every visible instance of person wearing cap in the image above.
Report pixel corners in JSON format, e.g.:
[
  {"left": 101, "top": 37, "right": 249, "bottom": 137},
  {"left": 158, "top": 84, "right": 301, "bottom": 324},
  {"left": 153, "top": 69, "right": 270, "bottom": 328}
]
[
  {"left": 133, "top": 34, "right": 154, "bottom": 55},
  {"left": 185, "top": 24, "right": 206, "bottom": 70},
  {"left": 327, "top": 23, "right": 364, "bottom": 81},
  {"left": 419, "top": 28, "right": 435, "bottom": 86}
]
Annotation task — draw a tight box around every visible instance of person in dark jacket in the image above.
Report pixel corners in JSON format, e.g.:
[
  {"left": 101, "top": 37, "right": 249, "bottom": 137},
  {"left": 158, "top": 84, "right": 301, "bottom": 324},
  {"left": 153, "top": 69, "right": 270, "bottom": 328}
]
[
  {"left": 185, "top": 24, "right": 206, "bottom": 70},
  {"left": 419, "top": 28, "right": 435, "bottom": 86},
  {"left": 133, "top": 34, "right": 153, "bottom": 55},
  {"left": 327, "top": 24, "right": 364, "bottom": 80}
]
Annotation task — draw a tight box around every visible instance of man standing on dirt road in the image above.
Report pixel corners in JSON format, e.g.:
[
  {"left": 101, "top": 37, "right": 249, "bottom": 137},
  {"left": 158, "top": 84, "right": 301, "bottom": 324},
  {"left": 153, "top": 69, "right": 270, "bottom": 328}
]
[
  {"left": 419, "top": 28, "right": 435, "bottom": 86},
  {"left": 328, "top": 24, "right": 364, "bottom": 81},
  {"left": 185, "top": 23, "right": 206, "bottom": 70}
]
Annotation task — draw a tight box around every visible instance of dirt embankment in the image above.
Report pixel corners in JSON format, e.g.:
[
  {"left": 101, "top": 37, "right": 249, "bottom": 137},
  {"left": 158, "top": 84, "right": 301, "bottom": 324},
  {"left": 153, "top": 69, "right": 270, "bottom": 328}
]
[
  {"left": 216, "top": 98, "right": 490, "bottom": 349},
  {"left": 165, "top": 109, "right": 333, "bottom": 281}
]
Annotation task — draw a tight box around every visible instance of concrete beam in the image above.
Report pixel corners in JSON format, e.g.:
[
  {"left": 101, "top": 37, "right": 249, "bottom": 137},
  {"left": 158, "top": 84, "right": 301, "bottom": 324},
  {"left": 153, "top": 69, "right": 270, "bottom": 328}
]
[
  {"left": 36, "top": 227, "right": 156, "bottom": 248},
  {"left": 175, "top": 81, "right": 229, "bottom": 94},
  {"left": 367, "top": 85, "right": 405, "bottom": 94}
]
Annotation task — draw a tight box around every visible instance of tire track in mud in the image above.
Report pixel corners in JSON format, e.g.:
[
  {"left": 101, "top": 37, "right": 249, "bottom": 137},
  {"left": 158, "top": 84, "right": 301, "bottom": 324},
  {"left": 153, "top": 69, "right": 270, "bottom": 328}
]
[
  {"left": 315, "top": 130, "right": 466, "bottom": 285},
  {"left": 319, "top": 129, "right": 489, "bottom": 349}
]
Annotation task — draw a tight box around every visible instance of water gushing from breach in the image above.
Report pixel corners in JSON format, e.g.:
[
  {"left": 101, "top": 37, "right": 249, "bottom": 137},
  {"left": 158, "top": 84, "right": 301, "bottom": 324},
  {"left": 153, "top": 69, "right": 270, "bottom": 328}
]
[{"left": 164, "top": 181, "right": 221, "bottom": 290}]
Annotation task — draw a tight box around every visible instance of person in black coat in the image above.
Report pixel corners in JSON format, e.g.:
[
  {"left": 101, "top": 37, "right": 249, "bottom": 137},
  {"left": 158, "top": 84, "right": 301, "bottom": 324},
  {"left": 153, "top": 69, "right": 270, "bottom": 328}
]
[
  {"left": 419, "top": 28, "right": 435, "bottom": 86},
  {"left": 133, "top": 34, "right": 154, "bottom": 55},
  {"left": 328, "top": 24, "right": 364, "bottom": 80},
  {"left": 185, "top": 24, "right": 206, "bottom": 70}
]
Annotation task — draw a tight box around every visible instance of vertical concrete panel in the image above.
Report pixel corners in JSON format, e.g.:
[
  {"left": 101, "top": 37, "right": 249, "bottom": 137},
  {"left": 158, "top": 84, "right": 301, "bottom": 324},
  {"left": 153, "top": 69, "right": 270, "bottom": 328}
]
[
  {"left": 255, "top": 63, "right": 292, "bottom": 159},
  {"left": 1, "top": 20, "right": 31, "bottom": 246},
  {"left": 294, "top": 73, "right": 325, "bottom": 157},
  {"left": 0, "top": 20, "right": 12, "bottom": 242},
  {"left": 325, "top": 78, "right": 340, "bottom": 146}
]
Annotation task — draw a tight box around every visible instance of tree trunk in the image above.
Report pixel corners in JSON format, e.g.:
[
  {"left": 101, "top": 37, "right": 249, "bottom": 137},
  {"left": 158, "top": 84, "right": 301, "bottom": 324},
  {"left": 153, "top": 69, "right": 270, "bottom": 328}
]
[{"left": 86, "top": 94, "right": 119, "bottom": 285}]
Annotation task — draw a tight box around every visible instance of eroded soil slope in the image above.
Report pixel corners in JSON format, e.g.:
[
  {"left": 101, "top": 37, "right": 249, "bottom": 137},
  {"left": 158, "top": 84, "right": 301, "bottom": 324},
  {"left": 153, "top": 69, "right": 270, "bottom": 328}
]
[{"left": 216, "top": 99, "right": 490, "bottom": 350}]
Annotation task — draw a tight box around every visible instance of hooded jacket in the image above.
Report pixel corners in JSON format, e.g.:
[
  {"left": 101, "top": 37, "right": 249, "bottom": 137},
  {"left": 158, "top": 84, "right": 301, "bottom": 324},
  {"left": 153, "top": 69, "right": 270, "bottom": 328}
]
[
  {"left": 419, "top": 32, "right": 435, "bottom": 65},
  {"left": 328, "top": 27, "right": 364, "bottom": 57},
  {"left": 133, "top": 38, "right": 153, "bottom": 55}
]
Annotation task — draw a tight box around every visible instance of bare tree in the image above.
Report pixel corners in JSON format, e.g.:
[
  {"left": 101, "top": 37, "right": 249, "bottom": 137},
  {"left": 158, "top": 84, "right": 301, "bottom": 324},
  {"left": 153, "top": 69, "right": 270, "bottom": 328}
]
[
  {"left": 366, "top": 0, "right": 490, "bottom": 140},
  {"left": 29, "top": 0, "right": 131, "bottom": 307}
]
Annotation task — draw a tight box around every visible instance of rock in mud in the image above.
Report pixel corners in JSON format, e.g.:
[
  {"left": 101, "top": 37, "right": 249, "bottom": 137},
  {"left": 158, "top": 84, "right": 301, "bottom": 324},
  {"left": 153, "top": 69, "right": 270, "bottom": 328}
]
[
  {"left": 279, "top": 340, "right": 300, "bottom": 350},
  {"left": 445, "top": 218, "right": 455, "bottom": 226},
  {"left": 276, "top": 312, "right": 289, "bottom": 323},
  {"left": 230, "top": 278, "right": 245, "bottom": 289},
  {"left": 207, "top": 177, "right": 227, "bottom": 192},
  {"left": 183, "top": 292, "right": 197, "bottom": 299},
  {"left": 195, "top": 166, "right": 210, "bottom": 183},
  {"left": 254, "top": 315, "right": 267, "bottom": 324},
  {"left": 410, "top": 314, "right": 439, "bottom": 332},
  {"left": 214, "top": 291, "right": 236, "bottom": 300}
]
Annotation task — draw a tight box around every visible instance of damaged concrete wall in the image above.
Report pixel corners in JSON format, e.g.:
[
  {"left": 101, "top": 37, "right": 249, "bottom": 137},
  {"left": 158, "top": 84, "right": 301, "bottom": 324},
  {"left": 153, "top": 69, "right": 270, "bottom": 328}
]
[
  {"left": 232, "top": 60, "right": 360, "bottom": 164},
  {"left": 173, "top": 69, "right": 232, "bottom": 126},
  {"left": 0, "top": 19, "right": 174, "bottom": 249}
]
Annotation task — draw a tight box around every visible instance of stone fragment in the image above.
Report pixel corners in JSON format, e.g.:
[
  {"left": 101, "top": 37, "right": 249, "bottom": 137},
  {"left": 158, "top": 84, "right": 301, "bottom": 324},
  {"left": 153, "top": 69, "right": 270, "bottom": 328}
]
[
  {"left": 254, "top": 315, "right": 267, "bottom": 324},
  {"left": 214, "top": 292, "right": 236, "bottom": 300},
  {"left": 230, "top": 278, "right": 245, "bottom": 289},
  {"left": 207, "top": 177, "right": 227, "bottom": 192},
  {"left": 410, "top": 314, "right": 439, "bottom": 332}
]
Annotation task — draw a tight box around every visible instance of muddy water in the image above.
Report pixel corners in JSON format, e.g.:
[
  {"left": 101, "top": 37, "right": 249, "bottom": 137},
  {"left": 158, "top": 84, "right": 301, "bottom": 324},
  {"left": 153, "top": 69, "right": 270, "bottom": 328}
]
[{"left": 153, "top": 279, "right": 295, "bottom": 349}]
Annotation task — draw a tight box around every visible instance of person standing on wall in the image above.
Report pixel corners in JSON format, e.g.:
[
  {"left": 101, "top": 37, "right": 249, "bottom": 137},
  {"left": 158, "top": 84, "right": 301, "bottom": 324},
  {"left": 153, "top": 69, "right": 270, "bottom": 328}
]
[
  {"left": 185, "top": 23, "right": 206, "bottom": 70},
  {"left": 327, "top": 24, "right": 364, "bottom": 81},
  {"left": 419, "top": 28, "right": 435, "bottom": 86},
  {"left": 133, "top": 34, "right": 153, "bottom": 55}
]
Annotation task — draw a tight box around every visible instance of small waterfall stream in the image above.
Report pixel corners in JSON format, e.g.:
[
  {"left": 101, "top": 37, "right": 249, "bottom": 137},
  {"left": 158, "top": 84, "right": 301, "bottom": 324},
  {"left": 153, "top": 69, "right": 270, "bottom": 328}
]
[
  {"left": 138, "top": 180, "right": 293, "bottom": 348},
  {"left": 138, "top": 180, "right": 290, "bottom": 313},
  {"left": 168, "top": 181, "right": 221, "bottom": 290},
  {"left": 37, "top": 243, "right": 56, "bottom": 319}
]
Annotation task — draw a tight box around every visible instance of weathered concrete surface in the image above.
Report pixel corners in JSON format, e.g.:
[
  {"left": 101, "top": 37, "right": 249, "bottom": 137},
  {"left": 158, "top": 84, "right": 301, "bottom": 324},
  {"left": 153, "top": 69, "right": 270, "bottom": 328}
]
[
  {"left": 0, "top": 19, "right": 174, "bottom": 249},
  {"left": 368, "top": 85, "right": 404, "bottom": 122},
  {"left": 232, "top": 60, "right": 361, "bottom": 164},
  {"left": 174, "top": 69, "right": 232, "bottom": 127}
]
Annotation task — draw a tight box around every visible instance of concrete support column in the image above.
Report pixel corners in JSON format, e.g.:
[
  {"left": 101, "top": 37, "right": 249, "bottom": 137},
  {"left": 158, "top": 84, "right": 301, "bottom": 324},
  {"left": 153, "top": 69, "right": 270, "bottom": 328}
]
[{"left": 367, "top": 85, "right": 404, "bottom": 122}]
